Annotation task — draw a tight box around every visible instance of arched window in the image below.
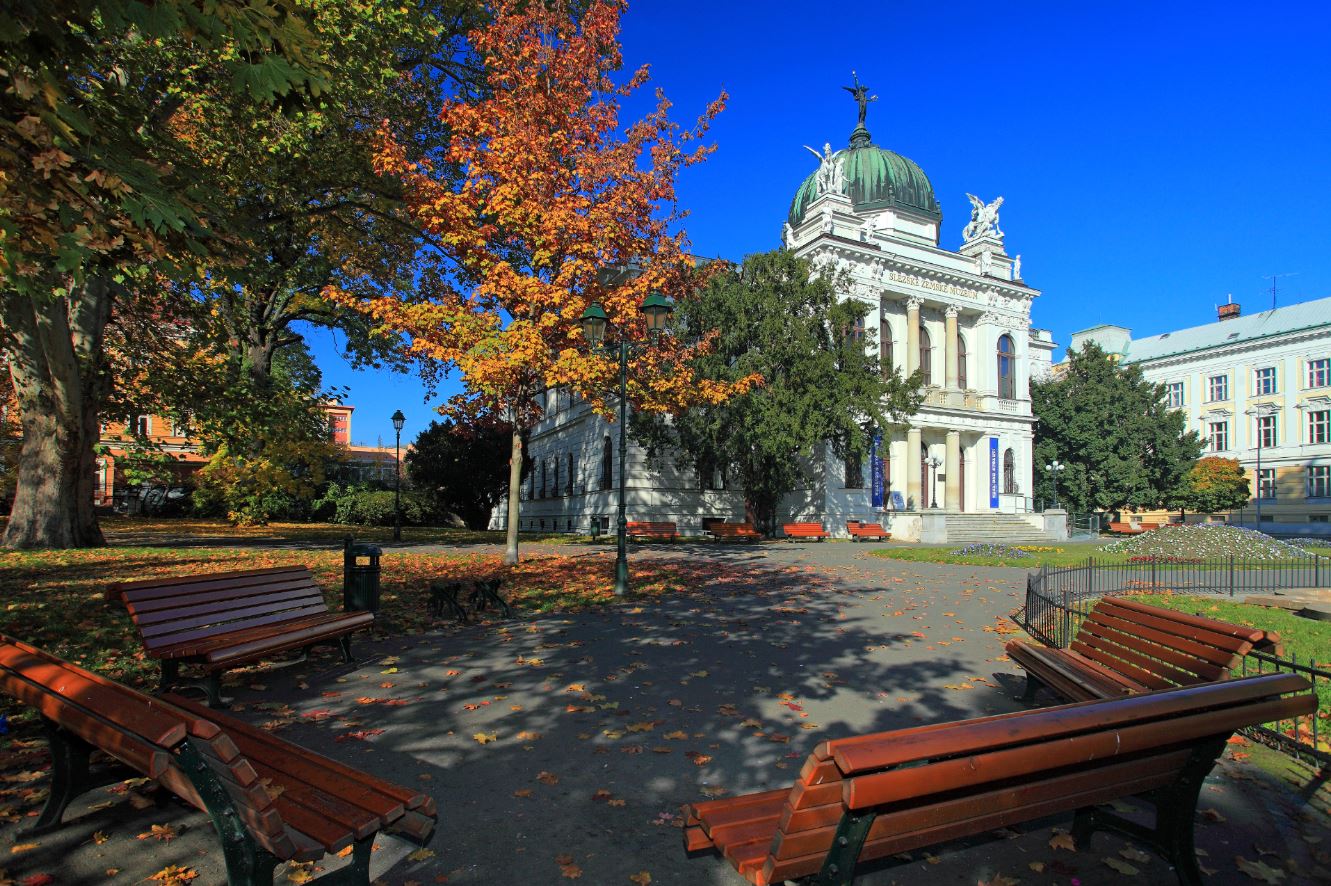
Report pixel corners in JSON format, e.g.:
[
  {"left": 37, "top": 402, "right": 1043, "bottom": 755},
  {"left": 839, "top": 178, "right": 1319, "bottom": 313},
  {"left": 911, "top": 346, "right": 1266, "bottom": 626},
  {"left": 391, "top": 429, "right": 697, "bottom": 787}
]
[
  {"left": 957, "top": 333, "right": 968, "bottom": 390},
  {"left": 880, "top": 315, "right": 893, "bottom": 377},
  {"left": 1003, "top": 447, "right": 1016, "bottom": 495},
  {"left": 919, "top": 326, "right": 933, "bottom": 386},
  {"left": 600, "top": 436, "right": 613, "bottom": 490},
  {"left": 540, "top": 460, "right": 548, "bottom": 498},
  {"left": 845, "top": 450, "right": 863, "bottom": 489},
  {"left": 997, "top": 334, "right": 1016, "bottom": 399},
  {"left": 566, "top": 453, "right": 574, "bottom": 495},
  {"left": 552, "top": 457, "right": 560, "bottom": 498}
]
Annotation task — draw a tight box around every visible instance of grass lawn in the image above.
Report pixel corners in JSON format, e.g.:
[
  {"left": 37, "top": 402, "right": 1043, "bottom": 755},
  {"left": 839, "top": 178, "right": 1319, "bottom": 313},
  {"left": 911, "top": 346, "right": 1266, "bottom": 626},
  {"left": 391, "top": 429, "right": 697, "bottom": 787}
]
[{"left": 92, "top": 516, "right": 578, "bottom": 546}]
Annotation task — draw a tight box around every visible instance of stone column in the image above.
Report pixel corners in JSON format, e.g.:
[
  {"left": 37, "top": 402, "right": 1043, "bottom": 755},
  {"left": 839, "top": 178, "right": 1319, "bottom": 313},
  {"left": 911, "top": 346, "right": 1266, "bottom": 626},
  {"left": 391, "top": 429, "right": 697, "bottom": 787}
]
[
  {"left": 945, "top": 430, "right": 961, "bottom": 511},
  {"left": 906, "top": 427, "right": 922, "bottom": 510},
  {"left": 944, "top": 306, "right": 959, "bottom": 390},
  {"left": 905, "top": 297, "right": 922, "bottom": 376}
]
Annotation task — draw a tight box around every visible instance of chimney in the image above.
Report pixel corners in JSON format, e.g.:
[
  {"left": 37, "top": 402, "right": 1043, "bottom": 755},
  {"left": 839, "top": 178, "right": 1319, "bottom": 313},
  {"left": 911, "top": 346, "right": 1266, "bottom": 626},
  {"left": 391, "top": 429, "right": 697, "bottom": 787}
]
[{"left": 1218, "top": 298, "right": 1241, "bottom": 322}]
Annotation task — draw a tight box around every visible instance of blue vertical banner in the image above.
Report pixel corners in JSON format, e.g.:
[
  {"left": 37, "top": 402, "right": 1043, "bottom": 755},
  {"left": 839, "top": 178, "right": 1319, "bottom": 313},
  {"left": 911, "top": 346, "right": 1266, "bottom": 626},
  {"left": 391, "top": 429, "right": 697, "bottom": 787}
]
[
  {"left": 988, "top": 437, "right": 1000, "bottom": 508},
  {"left": 870, "top": 431, "right": 884, "bottom": 508}
]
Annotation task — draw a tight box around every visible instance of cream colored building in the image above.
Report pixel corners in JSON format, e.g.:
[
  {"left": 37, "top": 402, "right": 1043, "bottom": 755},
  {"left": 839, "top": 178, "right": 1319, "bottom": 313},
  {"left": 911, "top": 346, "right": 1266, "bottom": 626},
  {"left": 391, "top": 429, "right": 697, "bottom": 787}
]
[{"left": 1070, "top": 296, "right": 1331, "bottom": 533}]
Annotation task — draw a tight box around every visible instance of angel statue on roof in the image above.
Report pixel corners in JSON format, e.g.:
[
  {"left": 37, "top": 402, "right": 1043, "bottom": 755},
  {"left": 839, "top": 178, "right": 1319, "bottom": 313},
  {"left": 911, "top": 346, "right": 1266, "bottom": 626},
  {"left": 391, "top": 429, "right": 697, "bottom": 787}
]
[{"left": 963, "top": 193, "right": 1004, "bottom": 243}]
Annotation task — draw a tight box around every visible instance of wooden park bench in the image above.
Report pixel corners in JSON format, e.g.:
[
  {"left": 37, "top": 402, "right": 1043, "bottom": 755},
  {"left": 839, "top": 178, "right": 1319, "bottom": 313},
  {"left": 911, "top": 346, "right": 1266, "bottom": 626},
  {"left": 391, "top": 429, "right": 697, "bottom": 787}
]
[
  {"left": 1006, "top": 596, "right": 1281, "bottom": 704},
  {"left": 108, "top": 566, "right": 374, "bottom": 705},
  {"left": 846, "top": 521, "right": 890, "bottom": 541},
  {"left": 1106, "top": 521, "right": 1143, "bottom": 534},
  {"left": 626, "top": 520, "right": 679, "bottom": 541},
  {"left": 683, "top": 673, "right": 1315, "bottom": 885},
  {"left": 0, "top": 636, "right": 436, "bottom": 886},
  {"left": 428, "top": 578, "right": 512, "bottom": 623},
  {"left": 782, "top": 522, "right": 828, "bottom": 541},
  {"left": 708, "top": 522, "right": 762, "bottom": 541}
]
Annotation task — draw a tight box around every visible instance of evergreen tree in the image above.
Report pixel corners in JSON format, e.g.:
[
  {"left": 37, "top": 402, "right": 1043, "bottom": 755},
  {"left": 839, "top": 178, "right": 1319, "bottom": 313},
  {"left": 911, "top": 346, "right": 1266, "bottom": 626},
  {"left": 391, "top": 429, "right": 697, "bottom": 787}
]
[
  {"left": 633, "top": 250, "right": 923, "bottom": 533},
  {"left": 1031, "top": 343, "right": 1202, "bottom": 513},
  {"left": 406, "top": 418, "right": 520, "bottom": 530}
]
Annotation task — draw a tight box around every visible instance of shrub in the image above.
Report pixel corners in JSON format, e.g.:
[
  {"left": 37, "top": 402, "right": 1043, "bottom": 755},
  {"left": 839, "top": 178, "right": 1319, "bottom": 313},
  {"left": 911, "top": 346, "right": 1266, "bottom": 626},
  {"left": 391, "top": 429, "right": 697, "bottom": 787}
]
[{"left": 312, "top": 483, "right": 438, "bottom": 526}]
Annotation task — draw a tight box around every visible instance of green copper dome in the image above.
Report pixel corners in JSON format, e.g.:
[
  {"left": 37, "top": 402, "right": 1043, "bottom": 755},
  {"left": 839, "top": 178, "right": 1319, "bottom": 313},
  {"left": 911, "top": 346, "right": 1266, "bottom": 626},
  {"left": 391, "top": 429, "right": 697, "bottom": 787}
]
[{"left": 788, "top": 125, "right": 942, "bottom": 227}]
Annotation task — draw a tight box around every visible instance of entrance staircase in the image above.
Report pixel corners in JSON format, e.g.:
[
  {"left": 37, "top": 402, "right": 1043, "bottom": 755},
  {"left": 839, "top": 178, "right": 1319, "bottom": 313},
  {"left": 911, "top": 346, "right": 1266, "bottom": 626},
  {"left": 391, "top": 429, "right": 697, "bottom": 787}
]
[{"left": 943, "top": 513, "right": 1052, "bottom": 545}]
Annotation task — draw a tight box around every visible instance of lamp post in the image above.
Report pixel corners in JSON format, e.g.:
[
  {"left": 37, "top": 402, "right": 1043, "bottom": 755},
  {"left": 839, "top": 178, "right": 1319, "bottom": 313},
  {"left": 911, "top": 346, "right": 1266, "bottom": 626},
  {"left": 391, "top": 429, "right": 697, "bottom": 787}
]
[
  {"left": 391, "top": 410, "right": 405, "bottom": 542},
  {"left": 580, "top": 292, "right": 673, "bottom": 596},
  {"left": 927, "top": 456, "right": 941, "bottom": 508},
  {"left": 1244, "top": 405, "right": 1275, "bottom": 526},
  {"left": 1044, "top": 459, "right": 1066, "bottom": 509}
]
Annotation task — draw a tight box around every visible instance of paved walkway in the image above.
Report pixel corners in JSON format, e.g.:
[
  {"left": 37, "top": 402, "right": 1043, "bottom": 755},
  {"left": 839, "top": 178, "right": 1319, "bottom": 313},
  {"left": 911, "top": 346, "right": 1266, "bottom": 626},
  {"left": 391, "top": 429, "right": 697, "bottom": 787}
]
[{"left": 7, "top": 540, "right": 1329, "bottom": 885}]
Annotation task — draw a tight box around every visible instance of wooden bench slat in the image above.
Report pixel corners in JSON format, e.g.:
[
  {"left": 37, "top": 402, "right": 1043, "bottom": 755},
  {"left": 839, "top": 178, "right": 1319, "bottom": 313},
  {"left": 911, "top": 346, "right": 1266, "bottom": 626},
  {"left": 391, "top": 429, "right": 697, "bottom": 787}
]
[
  {"left": 996, "top": 643, "right": 1139, "bottom": 700},
  {"left": 128, "top": 582, "right": 323, "bottom": 623},
  {"left": 201, "top": 613, "right": 373, "bottom": 665},
  {"left": 1071, "top": 633, "right": 1200, "bottom": 690},
  {"left": 1089, "top": 610, "right": 1243, "bottom": 669},
  {"left": 145, "top": 607, "right": 355, "bottom": 655},
  {"left": 1096, "top": 599, "right": 1259, "bottom": 655},
  {"left": 1075, "top": 617, "right": 1229, "bottom": 682},
  {"left": 685, "top": 787, "right": 789, "bottom": 825},
  {"left": 138, "top": 598, "right": 332, "bottom": 644},
  {"left": 166, "top": 694, "right": 429, "bottom": 812},
  {"left": 1100, "top": 596, "right": 1270, "bottom": 645},
  {"left": 112, "top": 566, "right": 314, "bottom": 597},
  {"left": 830, "top": 672, "right": 1308, "bottom": 775}
]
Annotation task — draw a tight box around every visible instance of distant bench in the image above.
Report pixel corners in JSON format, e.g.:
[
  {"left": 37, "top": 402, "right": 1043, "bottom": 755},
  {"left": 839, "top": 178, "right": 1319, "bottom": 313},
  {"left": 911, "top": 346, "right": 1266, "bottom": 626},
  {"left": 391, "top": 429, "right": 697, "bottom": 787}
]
[
  {"left": 1006, "top": 595, "right": 1281, "bottom": 704},
  {"left": 684, "top": 673, "right": 1314, "bottom": 885},
  {"left": 782, "top": 522, "right": 828, "bottom": 541},
  {"left": 0, "top": 636, "right": 436, "bottom": 885},
  {"left": 708, "top": 522, "right": 762, "bottom": 541},
  {"left": 1107, "top": 521, "right": 1164, "bottom": 535},
  {"left": 626, "top": 521, "right": 679, "bottom": 541},
  {"left": 108, "top": 566, "right": 373, "bottom": 705},
  {"left": 846, "top": 521, "right": 890, "bottom": 541}
]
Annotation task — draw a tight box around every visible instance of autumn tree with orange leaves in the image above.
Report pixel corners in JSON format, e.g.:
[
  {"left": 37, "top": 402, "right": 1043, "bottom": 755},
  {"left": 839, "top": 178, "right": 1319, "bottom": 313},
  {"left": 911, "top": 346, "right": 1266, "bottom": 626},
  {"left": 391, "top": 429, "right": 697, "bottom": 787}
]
[{"left": 329, "top": 0, "right": 756, "bottom": 564}]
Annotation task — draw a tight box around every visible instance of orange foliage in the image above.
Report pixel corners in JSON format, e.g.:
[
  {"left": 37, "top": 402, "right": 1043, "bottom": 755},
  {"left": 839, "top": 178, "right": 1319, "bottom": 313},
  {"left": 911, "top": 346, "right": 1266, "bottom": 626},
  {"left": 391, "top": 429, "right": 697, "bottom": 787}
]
[{"left": 325, "top": 0, "right": 757, "bottom": 422}]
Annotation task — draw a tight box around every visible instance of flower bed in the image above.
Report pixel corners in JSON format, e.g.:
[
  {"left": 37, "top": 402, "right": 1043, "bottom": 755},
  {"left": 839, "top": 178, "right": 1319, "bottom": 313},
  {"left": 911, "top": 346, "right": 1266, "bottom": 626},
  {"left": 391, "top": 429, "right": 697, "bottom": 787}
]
[{"left": 1099, "top": 524, "right": 1307, "bottom": 561}]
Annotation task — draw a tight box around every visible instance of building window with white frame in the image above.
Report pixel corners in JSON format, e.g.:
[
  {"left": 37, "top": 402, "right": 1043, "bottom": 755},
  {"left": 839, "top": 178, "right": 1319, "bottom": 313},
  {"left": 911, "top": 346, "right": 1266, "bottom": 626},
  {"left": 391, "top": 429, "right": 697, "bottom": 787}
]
[
  {"left": 1206, "top": 374, "right": 1228, "bottom": 402},
  {"left": 879, "top": 315, "right": 893, "bottom": 376},
  {"left": 1256, "top": 468, "right": 1276, "bottom": 500},
  {"left": 1309, "top": 465, "right": 1329, "bottom": 498},
  {"left": 1254, "top": 366, "right": 1277, "bottom": 396},
  {"left": 997, "top": 335, "right": 1016, "bottom": 399},
  {"left": 1257, "top": 413, "right": 1278, "bottom": 448},
  {"left": 1166, "top": 382, "right": 1185, "bottom": 408},
  {"left": 1207, "top": 421, "right": 1229, "bottom": 452},
  {"left": 1310, "top": 410, "right": 1330, "bottom": 445},
  {"left": 844, "top": 450, "right": 863, "bottom": 489},
  {"left": 957, "top": 334, "right": 968, "bottom": 390},
  {"left": 919, "top": 326, "right": 933, "bottom": 386},
  {"left": 1308, "top": 358, "right": 1329, "bottom": 389}
]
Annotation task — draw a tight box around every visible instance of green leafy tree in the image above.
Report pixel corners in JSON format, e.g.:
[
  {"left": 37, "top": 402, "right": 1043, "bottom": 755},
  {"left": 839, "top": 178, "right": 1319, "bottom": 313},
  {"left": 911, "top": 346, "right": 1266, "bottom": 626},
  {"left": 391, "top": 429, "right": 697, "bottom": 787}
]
[
  {"left": 1173, "top": 456, "right": 1251, "bottom": 517},
  {"left": 633, "top": 250, "right": 923, "bottom": 533},
  {"left": 0, "top": 1, "right": 330, "bottom": 548},
  {"left": 1031, "top": 342, "right": 1202, "bottom": 513},
  {"left": 406, "top": 418, "right": 520, "bottom": 530}
]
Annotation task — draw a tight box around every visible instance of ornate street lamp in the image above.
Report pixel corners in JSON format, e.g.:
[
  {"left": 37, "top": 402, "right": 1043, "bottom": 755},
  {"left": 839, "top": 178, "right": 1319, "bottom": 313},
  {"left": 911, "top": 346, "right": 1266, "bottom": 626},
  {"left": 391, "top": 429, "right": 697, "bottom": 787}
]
[
  {"left": 580, "top": 293, "right": 673, "bottom": 596},
  {"left": 391, "top": 409, "right": 405, "bottom": 542},
  {"left": 1244, "top": 405, "right": 1277, "bottom": 526},
  {"left": 927, "top": 455, "right": 942, "bottom": 509},
  {"left": 1044, "top": 459, "right": 1066, "bottom": 510}
]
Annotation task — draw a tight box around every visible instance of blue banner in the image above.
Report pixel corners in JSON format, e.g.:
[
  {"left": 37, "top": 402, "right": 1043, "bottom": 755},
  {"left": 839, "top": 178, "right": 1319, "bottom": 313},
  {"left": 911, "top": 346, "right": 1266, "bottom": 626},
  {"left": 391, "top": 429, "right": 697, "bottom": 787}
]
[
  {"left": 988, "top": 437, "right": 1000, "bottom": 508},
  {"left": 870, "top": 431, "right": 884, "bottom": 508}
]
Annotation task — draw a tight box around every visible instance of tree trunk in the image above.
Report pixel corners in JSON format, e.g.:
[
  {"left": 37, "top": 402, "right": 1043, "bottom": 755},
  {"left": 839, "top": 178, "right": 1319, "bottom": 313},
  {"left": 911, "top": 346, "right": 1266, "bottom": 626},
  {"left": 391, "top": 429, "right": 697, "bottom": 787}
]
[
  {"left": 504, "top": 425, "right": 523, "bottom": 565},
  {"left": 1, "top": 279, "right": 114, "bottom": 548}
]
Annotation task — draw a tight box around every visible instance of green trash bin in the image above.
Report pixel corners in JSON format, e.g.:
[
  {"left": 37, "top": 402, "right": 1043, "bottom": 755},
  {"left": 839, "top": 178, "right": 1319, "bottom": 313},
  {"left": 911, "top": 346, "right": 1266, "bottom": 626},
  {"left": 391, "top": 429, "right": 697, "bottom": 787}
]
[{"left": 342, "top": 536, "right": 382, "bottom": 613}]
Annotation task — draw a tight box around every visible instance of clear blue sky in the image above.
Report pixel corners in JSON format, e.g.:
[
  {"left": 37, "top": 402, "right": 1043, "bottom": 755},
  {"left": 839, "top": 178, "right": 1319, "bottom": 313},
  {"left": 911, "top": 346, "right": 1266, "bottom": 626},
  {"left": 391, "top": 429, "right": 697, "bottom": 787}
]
[{"left": 309, "top": 0, "right": 1331, "bottom": 446}]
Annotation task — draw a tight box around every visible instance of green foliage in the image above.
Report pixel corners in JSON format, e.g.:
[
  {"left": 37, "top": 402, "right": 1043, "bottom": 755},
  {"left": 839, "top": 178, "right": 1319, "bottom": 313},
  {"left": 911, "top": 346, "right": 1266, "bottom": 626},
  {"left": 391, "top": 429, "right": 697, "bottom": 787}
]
[
  {"left": 633, "top": 250, "right": 923, "bottom": 532},
  {"left": 1031, "top": 343, "right": 1202, "bottom": 513},
  {"left": 1174, "top": 456, "right": 1251, "bottom": 515},
  {"left": 311, "top": 483, "right": 438, "bottom": 527},
  {"left": 406, "top": 418, "right": 515, "bottom": 530}
]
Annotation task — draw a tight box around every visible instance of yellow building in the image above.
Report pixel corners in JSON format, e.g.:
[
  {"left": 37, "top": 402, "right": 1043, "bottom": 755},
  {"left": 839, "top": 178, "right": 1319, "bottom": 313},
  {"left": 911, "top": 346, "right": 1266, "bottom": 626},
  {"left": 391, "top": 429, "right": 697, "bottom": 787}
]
[{"left": 1070, "top": 296, "right": 1331, "bottom": 532}]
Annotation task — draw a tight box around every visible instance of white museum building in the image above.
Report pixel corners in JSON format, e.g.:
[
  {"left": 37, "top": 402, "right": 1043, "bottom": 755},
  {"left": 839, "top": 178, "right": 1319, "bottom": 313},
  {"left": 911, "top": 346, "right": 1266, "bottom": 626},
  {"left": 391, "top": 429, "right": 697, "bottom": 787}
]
[
  {"left": 498, "top": 88, "right": 1060, "bottom": 541},
  {"left": 1070, "top": 295, "right": 1331, "bottom": 533}
]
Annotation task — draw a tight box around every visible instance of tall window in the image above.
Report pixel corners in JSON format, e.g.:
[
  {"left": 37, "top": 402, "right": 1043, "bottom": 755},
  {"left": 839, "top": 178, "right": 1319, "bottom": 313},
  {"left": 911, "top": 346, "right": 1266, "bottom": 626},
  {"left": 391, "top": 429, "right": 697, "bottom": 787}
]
[
  {"left": 600, "top": 436, "right": 613, "bottom": 490},
  {"left": 1206, "top": 374, "right": 1228, "bottom": 402},
  {"left": 1255, "top": 367, "right": 1277, "bottom": 396},
  {"left": 128, "top": 415, "right": 151, "bottom": 437},
  {"left": 1308, "top": 358, "right": 1330, "bottom": 389},
  {"left": 540, "top": 460, "right": 548, "bottom": 498},
  {"left": 1207, "top": 421, "right": 1229, "bottom": 452},
  {"left": 997, "top": 335, "right": 1016, "bottom": 399},
  {"left": 1002, "top": 447, "right": 1015, "bottom": 494},
  {"left": 1256, "top": 468, "right": 1276, "bottom": 500},
  {"left": 845, "top": 450, "right": 863, "bottom": 489},
  {"left": 1257, "top": 414, "right": 1278, "bottom": 448},
  {"left": 879, "top": 316, "right": 893, "bottom": 376},
  {"left": 527, "top": 454, "right": 535, "bottom": 500},
  {"left": 957, "top": 334, "right": 968, "bottom": 390},
  {"left": 1309, "top": 465, "right": 1330, "bottom": 498},
  {"left": 552, "top": 457, "right": 560, "bottom": 498},
  {"left": 919, "top": 327, "right": 933, "bottom": 386},
  {"left": 566, "top": 453, "right": 575, "bottom": 495},
  {"left": 1309, "top": 410, "right": 1330, "bottom": 445},
  {"left": 1166, "top": 382, "right": 1185, "bottom": 408}
]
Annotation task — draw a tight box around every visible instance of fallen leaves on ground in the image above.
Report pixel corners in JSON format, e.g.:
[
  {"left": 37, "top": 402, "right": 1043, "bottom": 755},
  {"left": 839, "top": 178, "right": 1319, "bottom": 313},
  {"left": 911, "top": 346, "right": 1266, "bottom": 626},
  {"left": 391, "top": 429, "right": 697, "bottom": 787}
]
[
  {"left": 149, "top": 867, "right": 198, "bottom": 885},
  {"left": 137, "top": 823, "right": 177, "bottom": 842},
  {"left": 1235, "top": 856, "right": 1286, "bottom": 883}
]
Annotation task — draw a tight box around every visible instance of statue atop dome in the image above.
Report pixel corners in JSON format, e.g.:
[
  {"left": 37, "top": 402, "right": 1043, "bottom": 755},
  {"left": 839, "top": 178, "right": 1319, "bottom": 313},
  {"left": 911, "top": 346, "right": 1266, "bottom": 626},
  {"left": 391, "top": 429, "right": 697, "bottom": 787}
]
[
  {"left": 802, "top": 142, "right": 845, "bottom": 195},
  {"left": 843, "top": 71, "right": 877, "bottom": 129}
]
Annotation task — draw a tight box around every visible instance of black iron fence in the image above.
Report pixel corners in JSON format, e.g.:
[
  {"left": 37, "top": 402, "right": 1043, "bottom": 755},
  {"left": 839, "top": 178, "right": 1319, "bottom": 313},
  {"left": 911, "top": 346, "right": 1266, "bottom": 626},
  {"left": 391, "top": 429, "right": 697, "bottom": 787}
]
[{"left": 1016, "top": 556, "right": 1330, "bottom": 766}]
